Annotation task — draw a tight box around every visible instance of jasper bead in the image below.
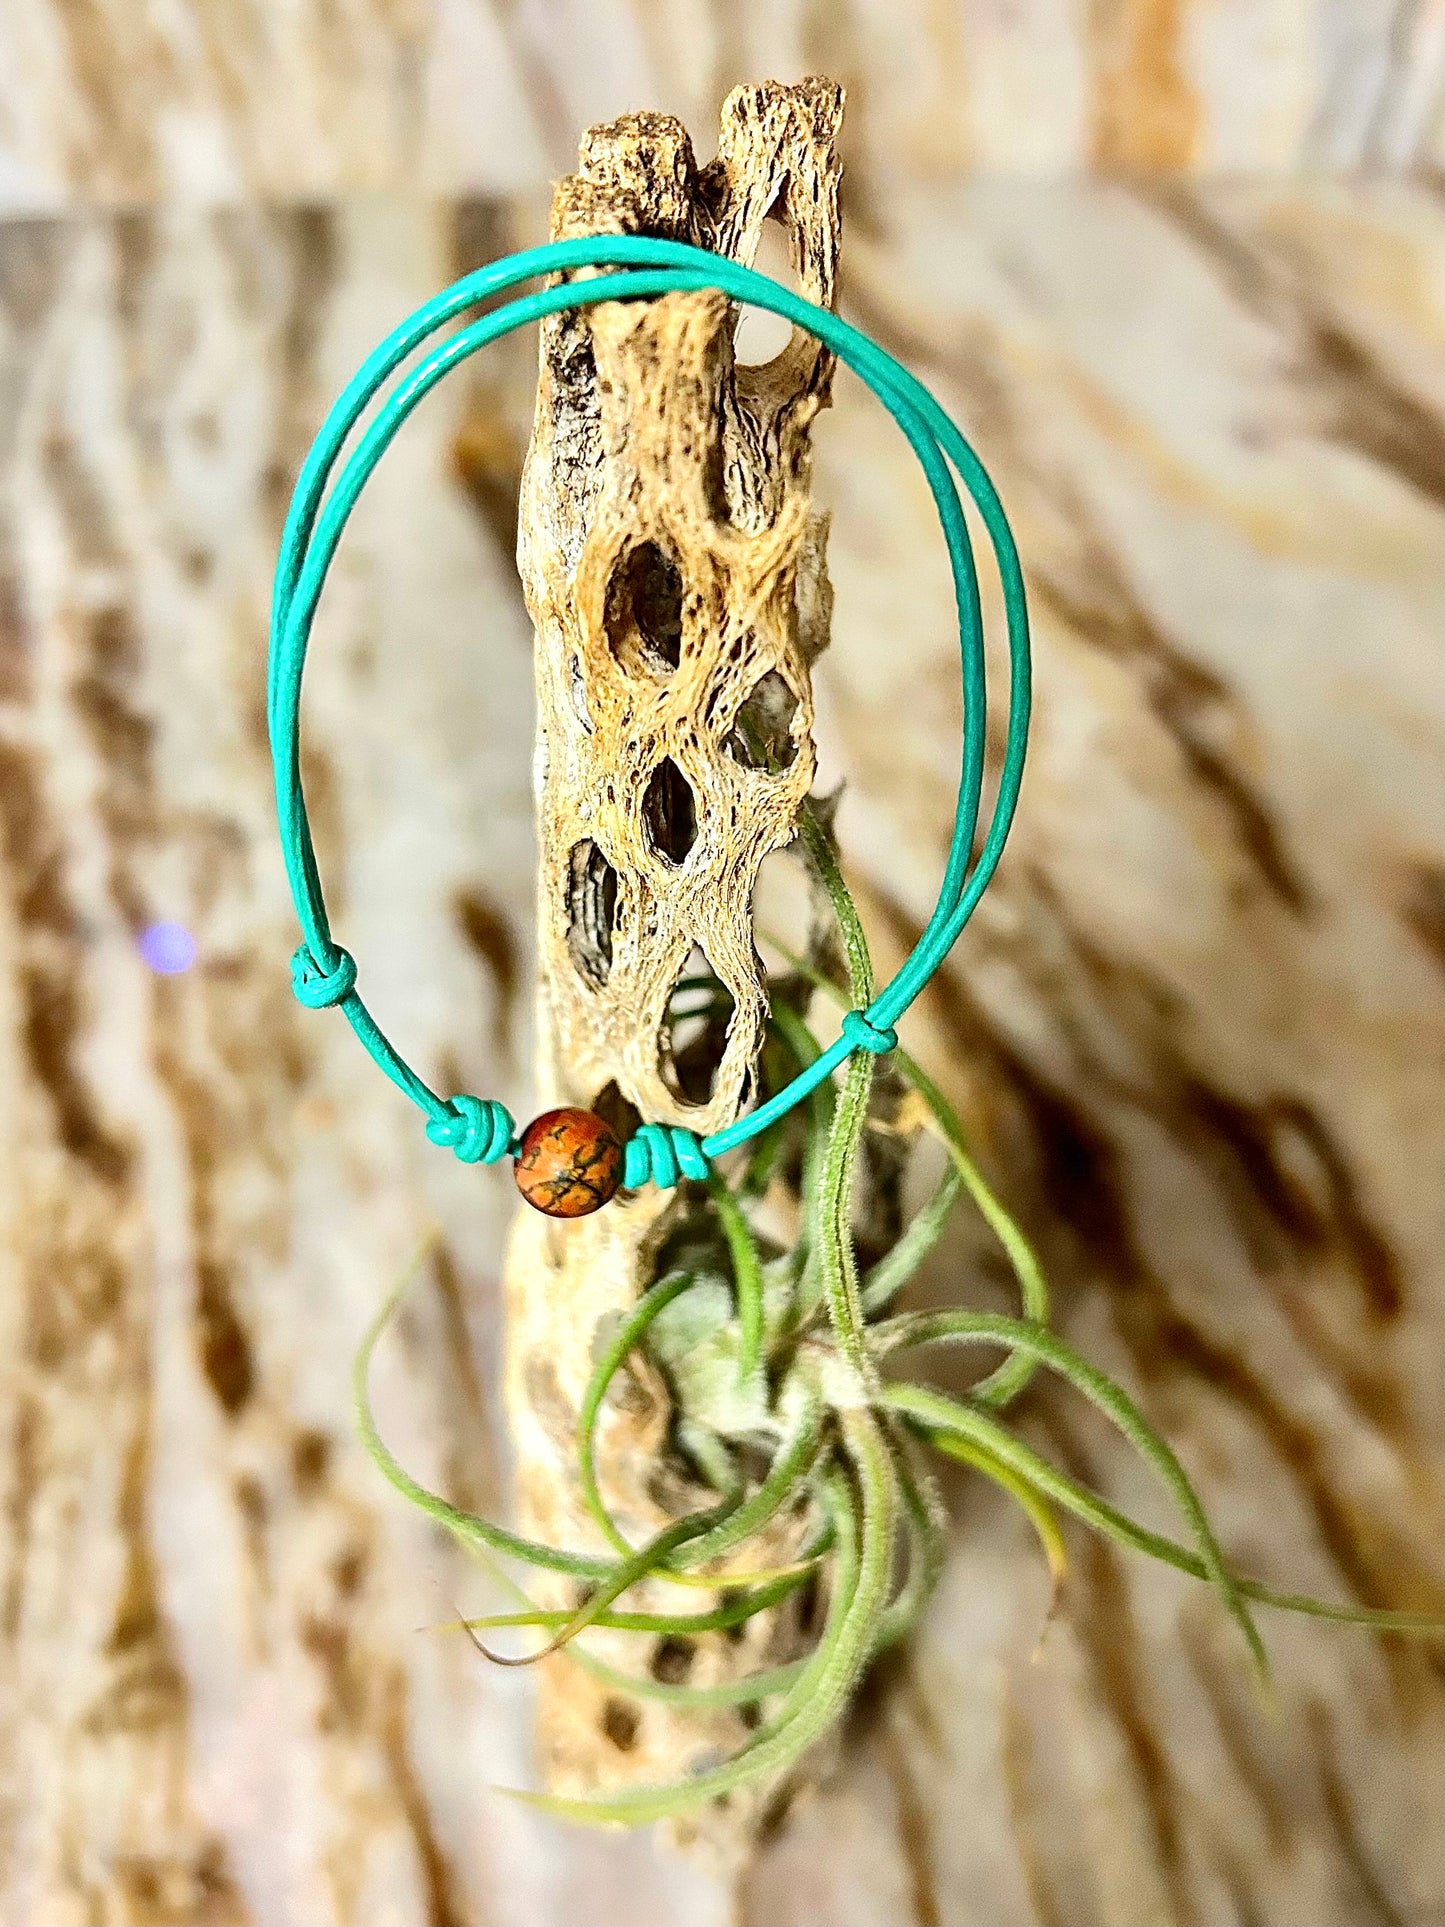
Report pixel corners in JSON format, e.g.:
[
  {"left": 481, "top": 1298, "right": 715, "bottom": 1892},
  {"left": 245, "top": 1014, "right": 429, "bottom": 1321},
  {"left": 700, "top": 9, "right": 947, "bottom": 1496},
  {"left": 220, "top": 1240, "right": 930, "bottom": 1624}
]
[{"left": 513, "top": 1107, "right": 624, "bottom": 1218}]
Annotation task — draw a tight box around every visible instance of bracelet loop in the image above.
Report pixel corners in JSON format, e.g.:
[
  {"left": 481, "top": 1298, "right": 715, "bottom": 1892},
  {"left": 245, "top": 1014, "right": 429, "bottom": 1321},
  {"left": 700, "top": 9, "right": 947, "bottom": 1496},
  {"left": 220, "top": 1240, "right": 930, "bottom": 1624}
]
[{"left": 268, "top": 235, "right": 1031, "bottom": 1213}]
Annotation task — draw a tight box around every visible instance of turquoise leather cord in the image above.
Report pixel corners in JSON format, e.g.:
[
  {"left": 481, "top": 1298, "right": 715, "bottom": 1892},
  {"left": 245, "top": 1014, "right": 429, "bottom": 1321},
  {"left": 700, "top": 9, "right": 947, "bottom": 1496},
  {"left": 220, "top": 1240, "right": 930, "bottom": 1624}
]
[{"left": 269, "top": 234, "right": 1031, "bottom": 1186}]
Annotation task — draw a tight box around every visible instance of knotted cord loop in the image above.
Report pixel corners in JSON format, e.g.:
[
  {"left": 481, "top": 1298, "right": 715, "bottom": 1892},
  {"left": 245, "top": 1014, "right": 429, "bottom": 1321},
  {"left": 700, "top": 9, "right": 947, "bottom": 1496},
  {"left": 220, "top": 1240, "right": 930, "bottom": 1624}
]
[
  {"left": 291, "top": 943, "right": 357, "bottom": 1010},
  {"left": 623, "top": 1124, "right": 710, "bottom": 1191},
  {"left": 268, "top": 235, "right": 1030, "bottom": 1183},
  {"left": 426, "top": 1096, "right": 516, "bottom": 1165},
  {"left": 840, "top": 1010, "right": 899, "bottom": 1056}
]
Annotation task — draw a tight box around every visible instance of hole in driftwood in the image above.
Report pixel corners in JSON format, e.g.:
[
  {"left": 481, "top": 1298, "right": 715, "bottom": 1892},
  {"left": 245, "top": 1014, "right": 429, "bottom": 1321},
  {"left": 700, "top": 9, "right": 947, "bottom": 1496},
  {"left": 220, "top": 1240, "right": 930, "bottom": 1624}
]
[
  {"left": 565, "top": 839, "right": 618, "bottom": 988},
  {"left": 556, "top": 318, "right": 596, "bottom": 398},
  {"left": 651, "top": 1636, "right": 696, "bottom": 1684},
  {"left": 566, "top": 653, "right": 592, "bottom": 732},
  {"left": 600, "top": 1697, "right": 640, "bottom": 1751},
  {"left": 702, "top": 429, "right": 731, "bottom": 528},
  {"left": 642, "top": 756, "right": 697, "bottom": 864},
  {"left": 724, "top": 669, "right": 800, "bottom": 772},
  {"left": 589, "top": 1079, "right": 642, "bottom": 1144},
  {"left": 659, "top": 946, "right": 734, "bottom": 1108},
  {"left": 735, "top": 212, "right": 798, "bottom": 368},
  {"left": 750, "top": 844, "right": 811, "bottom": 976},
  {"left": 605, "top": 540, "right": 684, "bottom": 671}
]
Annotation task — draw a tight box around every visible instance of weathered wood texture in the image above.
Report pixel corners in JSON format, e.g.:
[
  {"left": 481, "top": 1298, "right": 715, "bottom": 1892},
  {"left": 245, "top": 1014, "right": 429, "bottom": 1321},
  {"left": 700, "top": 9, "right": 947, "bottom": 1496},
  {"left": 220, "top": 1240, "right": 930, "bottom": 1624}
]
[
  {"left": 0, "top": 150, "right": 1440, "bottom": 1927},
  {"left": 1, "top": 0, "right": 1443, "bottom": 211},
  {"left": 504, "top": 80, "right": 840, "bottom": 1819}
]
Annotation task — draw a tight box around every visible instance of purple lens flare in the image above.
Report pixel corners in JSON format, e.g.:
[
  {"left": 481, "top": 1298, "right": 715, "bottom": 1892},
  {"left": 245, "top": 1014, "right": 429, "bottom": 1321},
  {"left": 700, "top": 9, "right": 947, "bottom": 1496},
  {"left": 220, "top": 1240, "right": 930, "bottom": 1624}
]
[{"left": 139, "top": 921, "right": 198, "bottom": 975}]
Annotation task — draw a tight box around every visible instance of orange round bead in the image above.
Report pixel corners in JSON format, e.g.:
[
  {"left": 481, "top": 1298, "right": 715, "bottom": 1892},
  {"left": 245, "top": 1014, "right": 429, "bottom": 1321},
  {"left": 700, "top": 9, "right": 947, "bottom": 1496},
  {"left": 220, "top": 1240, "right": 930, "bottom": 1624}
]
[{"left": 513, "top": 1107, "right": 624, "bottom": 1218}]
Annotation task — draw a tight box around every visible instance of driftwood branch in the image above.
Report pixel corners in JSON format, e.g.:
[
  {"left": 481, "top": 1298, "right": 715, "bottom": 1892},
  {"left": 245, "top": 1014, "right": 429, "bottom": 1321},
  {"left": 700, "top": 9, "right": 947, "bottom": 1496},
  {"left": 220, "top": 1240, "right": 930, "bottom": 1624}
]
[{"left": 503, "top": 79, "right": 843, "bottom": 1833}]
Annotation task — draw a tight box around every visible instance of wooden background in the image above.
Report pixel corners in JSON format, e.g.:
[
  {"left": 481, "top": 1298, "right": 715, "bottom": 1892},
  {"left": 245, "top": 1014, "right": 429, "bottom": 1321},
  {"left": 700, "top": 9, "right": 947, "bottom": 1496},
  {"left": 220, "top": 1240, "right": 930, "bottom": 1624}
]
[{"left": 0, "top": 7, "right": 1441, "bottom": 1925}]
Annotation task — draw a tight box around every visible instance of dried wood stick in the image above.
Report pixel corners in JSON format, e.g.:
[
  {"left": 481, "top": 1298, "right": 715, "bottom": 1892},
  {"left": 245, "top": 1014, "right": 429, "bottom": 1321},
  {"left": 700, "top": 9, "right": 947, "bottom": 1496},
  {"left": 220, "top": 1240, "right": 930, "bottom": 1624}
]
[{"left": 503, "top": 78, "right": 845, "bottom": 1836}]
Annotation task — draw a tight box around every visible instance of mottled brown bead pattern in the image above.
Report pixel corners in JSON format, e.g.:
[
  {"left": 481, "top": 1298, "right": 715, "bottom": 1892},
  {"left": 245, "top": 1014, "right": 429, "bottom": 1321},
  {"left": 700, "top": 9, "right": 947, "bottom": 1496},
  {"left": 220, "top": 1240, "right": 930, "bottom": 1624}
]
[{"left": 513, "top": 1108, "right": 624, "bottom": 1217}]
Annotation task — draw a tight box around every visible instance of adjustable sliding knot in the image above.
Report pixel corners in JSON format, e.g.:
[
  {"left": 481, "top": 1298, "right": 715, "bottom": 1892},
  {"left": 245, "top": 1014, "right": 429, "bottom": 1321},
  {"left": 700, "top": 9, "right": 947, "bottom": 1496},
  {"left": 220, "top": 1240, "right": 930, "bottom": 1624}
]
[
  {"left": 427, "top": 1095, "right": 516, "bottom": 1164},
  {"left": 841, "top": 1009, "right": 898, "bottom": 1056},
  {"left": 291, "top": 943, "right": 357, "bottom": 1010},
  {"left": 623, "top": 1123, "right": 710, "bottom": 1190}
]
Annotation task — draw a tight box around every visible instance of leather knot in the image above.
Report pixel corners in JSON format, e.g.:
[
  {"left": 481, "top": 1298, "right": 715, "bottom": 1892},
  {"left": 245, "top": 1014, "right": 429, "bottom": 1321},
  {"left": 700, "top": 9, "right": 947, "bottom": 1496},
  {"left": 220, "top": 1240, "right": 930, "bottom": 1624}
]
[
  {"left": 291, "top": 943, "right": 357, "bottom": 1010},
  {"left": 426, "top": 1095, "right": 516, "bottom": 1165},
  {"left": 622, "top": 1123, "right": 710, "bottom": 1190},
  {"left": 841, "top": 1008, "right": 899, "bottom": 1056}
]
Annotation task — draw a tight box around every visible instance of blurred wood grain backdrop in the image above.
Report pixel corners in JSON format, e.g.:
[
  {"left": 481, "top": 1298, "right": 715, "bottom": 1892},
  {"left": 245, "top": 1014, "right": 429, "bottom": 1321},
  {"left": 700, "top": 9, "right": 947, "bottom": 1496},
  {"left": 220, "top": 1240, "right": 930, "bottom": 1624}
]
[{"left": 0, "top": 6, "right": 1441, "bottom": 1925}]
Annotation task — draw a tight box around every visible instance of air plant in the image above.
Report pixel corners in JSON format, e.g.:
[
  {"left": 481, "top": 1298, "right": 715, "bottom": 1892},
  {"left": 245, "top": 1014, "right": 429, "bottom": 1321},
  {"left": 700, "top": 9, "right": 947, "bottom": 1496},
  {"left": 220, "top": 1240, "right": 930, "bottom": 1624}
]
[{"left": 356, "top": 797, "right": 1441, "bottom": 1829}]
